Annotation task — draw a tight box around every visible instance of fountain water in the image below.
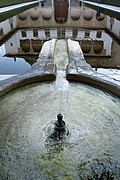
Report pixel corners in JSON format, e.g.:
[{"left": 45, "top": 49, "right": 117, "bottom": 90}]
[
  {"left": 50, "top": 113, "right": 69, "bottom": 140},
  {"left": 0, "top": 40, "right": 120, "bottom": 179},
  {"left": 46, "top": 40, "right": 70, "bottom": 140}
]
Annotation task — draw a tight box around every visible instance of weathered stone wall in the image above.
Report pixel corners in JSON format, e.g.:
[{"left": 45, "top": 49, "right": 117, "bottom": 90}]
[{"left": 17, "top": 6, "right": 106, "bottom": 29}]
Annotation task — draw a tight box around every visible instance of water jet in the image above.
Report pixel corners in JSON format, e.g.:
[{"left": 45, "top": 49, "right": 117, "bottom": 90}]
[{"left": 51, "top": 114, "right": 69, "bottom": 140}]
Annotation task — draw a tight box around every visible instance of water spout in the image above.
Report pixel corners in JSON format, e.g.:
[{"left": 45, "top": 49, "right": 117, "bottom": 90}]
[{"left": 51, "top": 114, "right": 69, "bottom": 140}]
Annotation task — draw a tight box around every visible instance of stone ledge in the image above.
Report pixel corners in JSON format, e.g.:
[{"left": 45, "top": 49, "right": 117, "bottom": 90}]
[
  {"left": 66, "top": 72, "right": 120, "bottom": 97},
  {"left": 0, "top": 72, "right": 56, "bottom": 98},
  {"left": 66, "top": 39, "right": 120, "bottom": 97}
]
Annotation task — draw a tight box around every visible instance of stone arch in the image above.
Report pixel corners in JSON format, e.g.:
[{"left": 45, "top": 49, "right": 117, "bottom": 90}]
[
  {"left": 93, "top": 40, "right": 103, "bottom": 54},
  {"left": 81, "top": 40, "right": 92, "bottom": 54},
  {"left": 29, "top": 7, "right": 40, "bottom": 20},
  {"left": 70, "top": 7, "right": 80, "bottom": 21},
  {"left": 18, "top": 10, "right": 28, "bottom": 21},
  {"left": 83, "top": 9, "right": 94, "bottom": 21},
  {"left": 41, "top": 7, "right": 52, "bottom": 20},
  {"left": 20, "top": 39, "right": 30, "bottom": 52}
]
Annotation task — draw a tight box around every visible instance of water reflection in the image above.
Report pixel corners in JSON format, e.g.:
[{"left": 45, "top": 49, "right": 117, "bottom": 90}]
[
  {"left": 0, "top": 1, "right": 39, "bottom": 23},
  {"left": 54, "top": 0, "right": 68, "bottom": 23},
  {"left": 0, "top": 44, "right": 37, "bottom": 74},
  {"left": 1, "top": 28, "right": 113, "bottom": 56},
  {"left": 0, "top": 27, "right": 120, "bottom": 74},
  {"left": 0, "top": 2, "right": 120, "bottom": 74},
  {"left": 87, "top": 2, "right": 120, "bottom": 21}
]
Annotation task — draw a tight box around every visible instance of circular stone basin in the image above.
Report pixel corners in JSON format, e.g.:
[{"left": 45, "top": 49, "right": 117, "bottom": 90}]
[
  {"left": 31, "top": 39, "right": 42, "bottom": 52},
  {"left": 20, "top": 39, "right": 30, "bottom": 52},
  {"left": 0, "top": 82, "right": 120, "bottom": 179}
]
